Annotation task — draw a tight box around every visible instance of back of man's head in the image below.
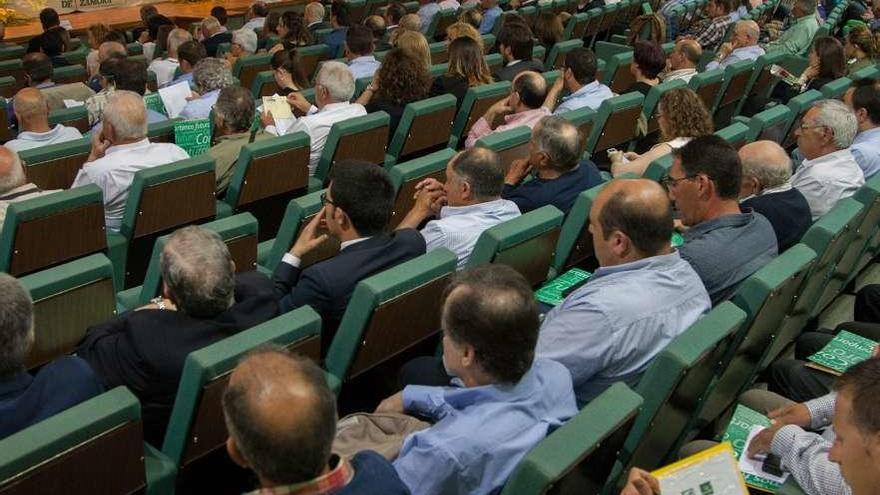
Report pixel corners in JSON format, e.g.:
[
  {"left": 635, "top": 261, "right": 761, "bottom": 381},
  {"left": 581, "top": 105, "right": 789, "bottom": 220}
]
[
  {"left": 512, "top": 71, "right": 547, "bottom": 109},
  {"left": 675, "top": 39, "right": 702, "bottom": 66},
  {"left": 812, "top": 99, "right": 859, "bottom": 149},
  {"left": 160, "top": 225, "right": 234, "bottom": 318},
  {"left": 103, "top": 90, "right": 148, "bottom": 142},
  {"left": 13, "top": 87, "right": 49, "bottom": 126},
  {"left": 315, "top": 61, "right": 355, "bottom": 102},
  {"left": 386, "top": 2, "right": 407, "bottom": 24},
  {"left": 22, "top": 52, "right": 53, "bottom": 84},
  {"left": 215, "top": 85, "right": 255, "bottom": 133},
  {"left": 850, "top": 78, "right": 880, "bottom": 126},
  {"left": 346, "top": 24, "right": 374, "bottom": 56},
  {"left": 331, "top": 1, "right": 352, "bottom": 27},
  {"left": 451, "top": 147, "right": 505, "bottom": 200},
  {"left": 251, "top": 1, "right": 269, "bottom": 17},
  {"left": 564, "top": 48, "right": 598, "bottom": 85},
  {"left": 0, "top": 146, "right": 26, "bottom": 195},
  {"left": 193, "top": 57, "right": 234, "bottom": 94},
  {"left": 40, "top": 27, "right": 67, "bottom": 57},
  {"left": 202, "top": 16, "right": 221, "bottom": 36},
  {"left": 167, "top": 28, "right": 193, "bottom": 56},
  {"left": 328, "top": 160, "right": 394, "bottom": 235},
  {"left": 597, "top": 179, "right": 674, "bottom": 258},
  {"left": 498, "top": 21, "right": 533, "bottom": 61},
  {"left": 178, "top": 40, "right": 207, "bottom": 68},
  {"left": 533, "top": 116, "right": 580, "bottom": 172},
  {"left": 305, "top": 2, "right": 326, "bottom": 23},
  {"left": 835, "top": 357, "right": 880, "bottom": 435},
  {"left": 674, "top": 134, "right": 742, "bottom": 200},
  {"left": 211, "top": 6, "right": 229, "bottom": 26},
  {"left": 442, "top": 264, "right": 539, "bottom": 384},
  {"left": 113, "top": 58, "right": 148, "bottom": 95},
  {"left": 39, "top": 8, "right": 60, "bottom": 30},
  {"left": 364, "top": 15, "right": 386, "bottom": 39},
  {"left": 140, "top": 4, "right": 158, "bottom": 22},
  {"left": 739, "top": 141, "right": 792, "bottom": 190},
  {"left": 738, "top": 20, "right": 760, "bottom": 43},
  {"left": 98, "top": 40, "right": 126, "bottom": 62},
  {"left": 0, "top": 273, "right": 34, "bottom": 379}
]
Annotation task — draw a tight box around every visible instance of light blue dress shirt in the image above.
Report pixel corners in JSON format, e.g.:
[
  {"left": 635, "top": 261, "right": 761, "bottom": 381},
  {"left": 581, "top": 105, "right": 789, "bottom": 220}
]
[
  {"left": 553, "top": 80, "right": 614, "bottom": 115},
  {"left": 705, "top": 44, "right": 766, "bottom": 71},
  {"left": 418, "top": 3, "right": 441, "bottom": 33},
  {"left": 348, "top": 55, "right": 382, "bottom": 81},
  {"left": 849, "top": 127, "right": 880, "bottom": 179},
  {"left": 535, "top": 252, "right": 711, "bottom": 406},
  {"left": 170, "top": 72, "right": 194, "bottom": 87},
  {"left": 479, "top": 6, "right": 503, "bottom": 34},
  {"left": 179, "top": 89, "right": 221, "bottom": 120},
  {"left": 394, "top": 359, "right": 578, "bottom": 495},
  {"left": 420, "top": 198, "right": 521, "bottom": 270}
]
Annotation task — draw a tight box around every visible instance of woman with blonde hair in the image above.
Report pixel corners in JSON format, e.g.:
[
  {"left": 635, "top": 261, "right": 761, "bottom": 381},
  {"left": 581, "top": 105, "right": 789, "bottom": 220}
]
[
  {"left": 611, "top": 88, "right": 713, "bottom": 176},
  {"left": 845, "top": 25, "right": 880, "bottom": 75},
  {"left": 433, "top": 36, "right": 493, "bottom": 105},
  {"left": 86, "top": 24, "right": 111, "bottom": 77},
  {"left": 446, "top": 21, "right": 484, "bottom": 51},
  {"left": 394, "top": 30, "right": 432, "bottom": 68}
]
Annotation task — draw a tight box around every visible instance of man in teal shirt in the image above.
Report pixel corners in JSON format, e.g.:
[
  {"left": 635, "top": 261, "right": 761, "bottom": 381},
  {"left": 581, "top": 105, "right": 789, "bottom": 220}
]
[{"left": 765, "top": 0, "right": 820, "bottom": 55}]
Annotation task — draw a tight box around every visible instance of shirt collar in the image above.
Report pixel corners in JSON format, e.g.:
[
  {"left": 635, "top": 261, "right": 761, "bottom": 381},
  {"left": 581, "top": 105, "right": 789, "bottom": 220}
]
[
  {"left": 245, "top": 455, "right": 354, "bottom": 495},
  {"left": 319, "top": 101, "right": 353, "bottom": 113},
  {"left": 506, "top": 59, "right": 522, "bottom": 67},
  {"left": 563, "top": 80, "right": 602, "bottom": 100},
  {"left": 740, "top": 181, "right": 793, "bottom": 202},
  {"left": 35, "top": 81, "right": 55, "bottom": 89},
  {"left": 307, "top": 20, "right": 322, "bottom": 27},
  {"left": 17, "top": 124, "right": 65, "bottom": 141},
  {"left": 350, "top": 55, "right": 377, "bottom": 64},
  {"left": 105, "top": 138, "right": 152, "bottom": 156},
  {"left": 592, "top": 251, "right": 682, "bottom": 280},
  {"left": 340, "top": 236, "right": 371, "bottom": 250},
  {"left": 664, "top": 68, "right": 696, "bottom": 79},
  {"left": 503, "top": 107, "right": 547, "bottom": 124},
  {"left": 800, "top": 148, "right": 853, "bottom": 169},
  {"left": 440, "top": 198, "right": 507, "bottom": 218}
]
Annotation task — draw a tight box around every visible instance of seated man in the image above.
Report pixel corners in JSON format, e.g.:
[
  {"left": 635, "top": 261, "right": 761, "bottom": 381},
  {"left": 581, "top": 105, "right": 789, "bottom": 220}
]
[
  {"left": 242, "top": 1, "right": 269, "bottom": 31},
  {"left": 377, "top": 264, "right": 578, "bottom": 495},
  {"left": 662, "top": 39, "right": 701, "bottom": 83},
  {"left": 71, "top": 91, "right": 190, "bottom": 231},
  {"left": 764, "top": 0, "right": 820, "bottom": 56},
  {"left": 211, "top": 86, "right": 270, "bottom": 194},
  {"left": 148, "top": 28, "right": 192, "bottom": 88},
  {"left": 26, "top": 8, "right": 62, "bottom": 54},
  {"left": 503, "top": 116, "right": 603, "bottom": 214},
  {"left": 265, "top": 61, "right": 366, "bottom": 175},
  {"left": 791, "top": 99, "right": 864, "bottom": 221},
  {"left": 171, "top": 40, "right": 205, "bottom": 87},
  {"left": 223, "top": 347, "right": 410, "bottom": 494},
  {"left": 0, "top": 146, "right": 58, "bottom": 233},
  {"left": 200, "top": 16, "right": 233, "bottom": 58},
  {"left": 542, "top": 48, "right": 613, "bottom": 114},
  {"left": 0, "top": 273, "right": 103, "bottom": 440},
  {"left": 225, "top": 28, "right": 258, "bottom": 68},
  {"left": 845, "top": 78, "right": 880, "bottom": 179},
  {"left": 706, "top": 20, "right": 765, "bottom": 70},
  {"left": 180, "top": 57, "right": 235, "bottom": 120},
  {"left": 681, "top": 0, "right": 735, "bottom": 51},
  {"left": 102, "top": 58, "right": 168, "bottom": 126},
  {"left": 272, "top": 161, "right": 425, "bottom": 341},
  {"left": 22, "top": 53, "right": 94, "bottom": 111},
  {"left": 77, "top": 225, "right": 278, "bottom": 445},
  {"left": 306, "top": 2, "right": 331, "bottom": 34},
  {"left": 364, "top": 15, "right": 392, "bottom": 52},
  {"left": 38, "top": 26, "right": 71, "bottom": 68},
  {"left": 739, "top": 141, "right": 812, "bottom": 252},
  {"left": 465, "top": 71, "right": 549, "bottom": 148},
  {"left": 536, "top": 179, "right": 711, "bottom": 405},
  {"left": 325, "top": 2, "right": 352, "bottom": 58},
  {"left": 416, "top": 0, "right": 440, "bottom": 35},
  {"left": 6, "top": 88, "right": 82, "bottom": 153},
  {"left": 396, "top": 147, "right": 521, "bottom": 269},
  {"left": 478, "top": 0, "right": 503, "bottom": 34},
  {"left": 493, "top": 22, "right": 544, "bottom": 82},
  {"left": 345, "top": 24, "right": 381, "bottom": 80},
  {"left": 670, "top": 135, "right": 777, "bottom": 304}
]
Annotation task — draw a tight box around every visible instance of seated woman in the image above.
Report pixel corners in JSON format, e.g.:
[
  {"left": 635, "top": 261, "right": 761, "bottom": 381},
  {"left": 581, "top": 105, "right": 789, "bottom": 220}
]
[
  {"left": 356, "top": 48, "right": 433, "bottom": 136},
  {"left": 845, "top": 25, "right": 879, "bottom": 75},
  {"left": 269, "top": 11, "right": 314, "bottom": 53},
  {"left": 395, "top": 30, "right": 433, "bottom": 69},
  {"left": 180, "top": 58, "right": 236, "bottom": 119},
  {"left": 624, "top": 40, "right": 666, "bottom": 96},
  {"left": 611, "top": 87, "right": 713, "bottom": 177},
  {"left": 270, "top": 49, "right": 309, "bottom": 95},
  {"left": 432, "top": 36, "right": 493, "bottom": 106},
  {"left": 774, "top": 36, "right": 846, "bottom": 102},
  {"left": 258, "top": 12, "right": 281, "bottom": 51},
  {"left": 533, "top": 12, "right": 563, "bottom": 51},
  {"left": 446, "top": 21, "right": 484, "bottom": 50}
]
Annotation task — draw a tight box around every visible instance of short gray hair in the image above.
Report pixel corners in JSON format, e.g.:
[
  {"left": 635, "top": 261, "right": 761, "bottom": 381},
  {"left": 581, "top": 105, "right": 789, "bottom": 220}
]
[
  {"left": 104, "top": 90, "right": 147, "bottom": 141},
  {"left": 167, "top": 28, "right": 193, "bottom": 55},
  {"left": 159, "top": 225, "right": 234, "bottom": 318},
  {"left": 737, "top": 20, "right": 759, "bottom": 41},
  {"left": 232, "top": 28, "right": 258, "bottom": 55},
  {"left": 0, "top": 273, "right": 34, "bottom": 378},
  {"left": 305, "top": 2, "right": 325, "bottom": 21},
  {"left": 533, "top": 116, "right": 580, "bottom": 172},
  {"left": 813, "top": 99, "right": 859, "bottom": 149},
  {"left": 740, "top": 141, "right": 792, "bottom": 189},
  {"left": 201, "top": 16, "right": 221, "bottom": 34},
  {"left": 215, "top": 85, "right": 255, "bottom": 132},
  {"left": 193, "top": 57, "right": 235, "bottom": 94},
  {"left": 315, "top": 61, "right": 355, "bottom": 102},
  {"left": 0, "top": 147, "right": 26, "bottom": 195}
]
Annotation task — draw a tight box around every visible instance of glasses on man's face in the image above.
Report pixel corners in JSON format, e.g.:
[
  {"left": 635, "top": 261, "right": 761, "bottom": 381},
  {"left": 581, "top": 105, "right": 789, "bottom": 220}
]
[
  {"left": 799, "top": 122, "right": 829, "bottom": 132},
  {"left": 662, "top": 174, "right": 700, "bottom": 188},
  {"left": 320, "top": 192, "right": 335, "bottom": 206}
]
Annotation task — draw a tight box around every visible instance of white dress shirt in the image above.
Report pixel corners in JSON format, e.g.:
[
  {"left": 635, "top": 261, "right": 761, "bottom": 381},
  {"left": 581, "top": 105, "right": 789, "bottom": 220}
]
[
  {"left": 420, "top": 198, "right": 521, "bottom": 269},
  {"left": 71, "top": 139, "right": 190, "bottom": 231},
  {"left": 148, "top": 57, "right": 180, "bottom": 88},
  {"left": 266, "top": 102, "right": 367, "bottom": 175},
  {"left": 662, "top": 68, "right": 698, "bottom": 83},
  {"left": 5, "top": 124, "right": 83, "bottom": 153},
  {"left": 242, "top": 17, "right": 265, "bottom": 31},
  {"left": 791, "top": 148, "right": 865, "bottom": 221}
]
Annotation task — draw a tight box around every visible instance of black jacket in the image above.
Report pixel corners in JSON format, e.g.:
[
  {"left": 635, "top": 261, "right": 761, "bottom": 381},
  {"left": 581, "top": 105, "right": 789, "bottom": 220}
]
[
  {"left": 492, "top": 59, "right": 545, "bottom": 82},
  {"left": 202, "top": 31, "right": 234, "bottom": 57}
]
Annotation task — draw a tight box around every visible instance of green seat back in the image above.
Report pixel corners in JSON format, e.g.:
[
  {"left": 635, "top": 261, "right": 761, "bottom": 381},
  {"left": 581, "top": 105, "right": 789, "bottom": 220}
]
[
  {"left": 558, "top": 106, "right": 597, "bottom": 158},
  {"left": 782, "top": 89, "right": 822, "bottom": 149},
  {"left": 18, "top": 137, "right": 91, "bottom": 191},
  {"left": 853, "top": 174, "right": 880, "bottom": 275},
  {"left": 687, "top": 68, "right": 724, "bottom": 116},
  {"left": 500, "top": 383, "right": 643, "bottom": 495},
  {"left": 714, "top": 122, "right": 750, "bottom": 150},
  {"left": 546, "top": 39, "right": 584, "bottom": 71},
  {"left": 325, "top": 249, "right": 458, "bottom": 383},
  {"left": 642, "top": 154, "right": 674, "bottom": 182},
  {"left": 551, "top": 183, "right": 606, "bottom": 275},
  {"left": 0, "top": 59, "right": 24, "bottom": 89},
  {"left": 147, "top": 118, "right": 179, "bottom": 143},
  {"left": 316, "top": 112, "right": 390, "bottom": 181},
  {"left": 231, "top": 53, "right": 273, "bottom": 92},
  {"left": 386, "top": 94, "right": 457, "bottom": 166},
  {"left": 474, "top": 125, "right": 531, "bottom": 169},
  {"left": 740, "top": 51, "right": 787, "bottom": 110},
  {"left": 594, "top": 41, "right": 631, "bottom": 62},
  {"left": 47, "top": 106, "right": 89, "bottom": 134},
  {"left": 585, "top": 92, "right": 644, "bottom": 157},
  {"left": 850, "top": 64, "right": 880, "bottom": 81},
  {"left": 604, "top": 52, "right": 635, "bottom": 95},
  {"left": 0, "top": 44, "right": 24, "bottom": 62},
  {"left": 829, "top": 181, "right": 880, "bottom": 304},
  {"left": 641, "top": 79, "right": 687, "bottom": 140},
  {"left": 298, "top": 44, "right": 332, "bottom": 81},
  {"left": 53, "top": 64, "right": 87, "bottom": 85},
  {"left": 260, "top": 189, "right": 340, "bottom": 272},
  {"left": 563, "top": 12, "right": 591, "bottom": 40},
  {"left": 20, "top": 254, "right": 117, "bottom": 370},
  {"left": 809, "top": 197, "right": 867, "bottom": 315},
  {"left": 449, "top": 81, "right": 511, "bottom": 149},
  {"left": 250, "top": 70, "right": 279, "bottom": 98},
  {"left": 581, "top": 7, "right": 605, "bottom": 40},
  {"left": 713, "top": 60, "right": 754, "bottom": 126},
  {"left": 388, "top": 148, "right": 455, "bottom": 229},
  {"left": 820, "top": 76, "right": 853, "bottom": 99},
  {"left": 743, "top": 104, "right": 794, "bottom": 142}
]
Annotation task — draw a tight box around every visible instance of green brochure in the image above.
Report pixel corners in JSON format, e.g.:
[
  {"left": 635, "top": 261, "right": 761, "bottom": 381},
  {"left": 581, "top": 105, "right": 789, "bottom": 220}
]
[
  {"left": 534, "top": 268, "right": 592, "bottom": 306},
  {"left": 671, "top": 232, "right": 685, "bottom": 248},
  {"left": 174, "top": 119, "right": 212, "bottom": 157},
  {"left": 143, "top": 93, "right": 167, "bottom": 117},
  {"left": 722, "top": 405, "right": 789, "bottom": 493},
  {"left": 806, "top": 330, "right": 877, "bottom": 375}
]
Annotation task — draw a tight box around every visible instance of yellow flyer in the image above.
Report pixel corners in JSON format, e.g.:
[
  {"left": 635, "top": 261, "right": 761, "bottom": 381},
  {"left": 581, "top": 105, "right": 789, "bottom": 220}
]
[{"left": 652, "top": 443, "right": 749, "bottom": 495}]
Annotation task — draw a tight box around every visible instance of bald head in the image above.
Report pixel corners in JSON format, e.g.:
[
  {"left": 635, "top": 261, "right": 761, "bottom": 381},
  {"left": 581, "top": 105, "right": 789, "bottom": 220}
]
[
  {"left": 674, "top": 39, "right": 702, "bottom": 67},
  {"left": 594, "top": 179, "right": 674, "bottom": 258},
  {"left": 223, "top": 348, "right": 336, "bottom": 486},
  {"left": 739, "top": 140, "right": 792, "bottom": 191},
  {"left": 0, "top": 147, "right": 26, "bottom": 195},
  {"left": 103, "top": 90, "right": 147, "bottom": 142},
  {"left": 13, "top": 87, "right": 49, "bottom": 127},
  {"left": 98, "top": 41, "right": 126, "bottom": 63},
  {"left": 736, "top": 20, "right": 759, "bottom": 45},
  {"left": 511, "top": 71, "right": 547, "bottom": 110},
  {"left": 166, "top": 28, "right": 193, "bottom": 57}
]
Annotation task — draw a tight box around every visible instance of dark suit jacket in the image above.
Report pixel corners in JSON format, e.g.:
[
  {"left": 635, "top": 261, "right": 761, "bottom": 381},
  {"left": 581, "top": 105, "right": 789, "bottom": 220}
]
[
  {"left": 741, "top": 187, "right": 812, "bottom": 252},
  {"left": 76, "top": 271, "right": 278, "bottom": 445},
  {"left": 493, "top": 59, "right": 545, "bottom": 82},
  {"left": 202, "top": 31, "right": 234, "bottom": 58},
  {"left": 272, "top": 229, "right": 426, "bottom": 348},
  {"left": 308, "top": 21, "right": 332, "bottom": 35}
]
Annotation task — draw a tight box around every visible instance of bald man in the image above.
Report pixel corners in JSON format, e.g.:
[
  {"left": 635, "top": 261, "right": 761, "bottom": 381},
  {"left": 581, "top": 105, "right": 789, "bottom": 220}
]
[
  {"left": 663, "top": 39, "right": 701, "bottom": 83},
  {"left": 535, "top": 178, "right": 711, "bottom": 405},
  {"left": 6, "top": 88, "right": 82, "bottom": 153},
  {"left": 465, "top": 71, "right": 549, "bottom": 148},
  {"left": 706, "top": 20, "right": 765, "bottom": 70},
  {"left": 148, "top": 28, "right": 192, "bottom": 87},
  {"left": 739, "top": 141, "right": 812, "bottom": 251},
  {"left": 0, "top": 146, "right": 58, "bottom": 231},
  {"left": 223, "top": 348, "right": 410, "bottom": 494}
]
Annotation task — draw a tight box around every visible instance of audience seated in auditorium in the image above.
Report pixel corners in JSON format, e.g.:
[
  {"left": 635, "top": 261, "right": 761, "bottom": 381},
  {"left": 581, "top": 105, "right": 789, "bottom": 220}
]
[
  {"left": 670, "top": 135, "right": 777, "bottom": 304},
  {"left": 791, "top": 99, "right": 864, "bottom": 220},
  {"left": 365, "top": 15, "right": 392, "bottom": 51},
  {"left": 271, "top": 11, "right": 315, "bottom": 51},
  {"left": 662, "top": 39, "right": 700, "bottom": 83},
  {"left": 0, "top": 147, "right": 58, "bottom": 231},
  {"left": 225, "top": 28, "right": 258, "bottom": 68},
  {"left": 612, "top": 88, "right": 713, "bottom": 176},
  {"left": 394, "top": 29, "right": 431, "bottom": 67},
  {"left": 0, "top": 273, "right": 103, "bottom": 441},
  {"left": 493, "top": 21, "right": 544, "bottom": 81},
  {"left": 533, "top": 12, "right": 564, "bottom": 51},
  {"left": 242, "top": 1, "right": 269, "bottom": 31},
  {"left": 78, "top": 225, "right": 278, "bottom": 445},
  {"left": 466, "top": 71, "right": 549, "bottom": 147},
  {"left": 384, "top": 2, "right": 407, "bottom": 37},
  {"left": 774, "top": 37, "right": 846, "bottom": 105},
  {"left": 417, "top": 0, "right": 441, "bottom": 35},
  {"left": 356, "top": 48, "right": 432, "bottom": 136},
  {"left": 396, "top": 147, "right": 521, "bottom": 269},
  {"left": 90, "top": 58, "right": 168, "bottom": 129},
  {"left": 180, "top": 57, "right": 235, "bottom": 120},
  {"left": 325, "top": 1, "right": 353, "bottom": 57},
  {"left": 201, "top": 16, "right": 234, "bottom": 58},
  {"left": 172, "top": 40, "right": 206, "bottom": 87},
  {"left": 845, "top": 78, "right": 880, "bottom": 179},
  {"left": 272, "top": 161, "right": 425, "bottom": 341},
  {"left": 305, "top": 2, "right": 331, "bottom": 34},
  {"left": 22, "top": 53, "right": 94, "bottom": 112},
  {"left": 270, "top": 49, "right": 309, "bottom": 95},
  {"left": 536, "top": 178, "right": 710, "bottom": 405},
  {"left": 377, "top": 264, "right": 577, "bottom": 495},
  {"left": 71, "top": 91, "right": 190, "bottom": 231},
  {"left": 26, "top": 8, "right": 62, "bottom": 54},
  {"left": 681, "top": 0, "right": 735, "bottom": 51},
  {"left": 86, "top": 38, "right": 126, "bottom": 92},
  {"left": 503, "top": 116, "right": 603, "bottom": 214},
  {"left": 543, "top": 47, "right": 613, "bottom": 114},
  {"left": 707, "top": 20, "right": 764, "bottom": 70},
  {"left": 264, "top": 61, "right": 366, "bottom": 175},
  {"left": 211, "top": 86, "right": 270, "bottom": 195},
  {"left": 345, "top": 24, "right": 381, "bottom": 80},
  {"left": 845, "top": 25, "right": 878, "bottom": 76},
  {"left": 38, "top": 26, "right": 71, "bottom": 68},
  {"left": 432, "top": 36, "right": 494, "bottom": 106},
  {"left": 148, "top": 28, "right": 192, "bottom": 88},
  {"left": 738, "top": 141, "right": 812, "bottom": 253},
  {"left": 625, "top": 40, "right": 665, "bottom": 96},
  {"left": 223, "top": 348, "right": 410, "bottom": 495},
  {"left": 479, "top": 0, "right": 503, "bottom": 34},
  {"left": 6, "top": 88, "right": 82, "bottom": 153},
  {"left": 765, "top": 0, "right": 819, "bottom": 55}
]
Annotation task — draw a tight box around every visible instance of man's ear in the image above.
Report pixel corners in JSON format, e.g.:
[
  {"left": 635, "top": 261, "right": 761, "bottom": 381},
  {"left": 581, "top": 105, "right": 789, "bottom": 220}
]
[
  {"left": 460, "top": 342, "right": 477, "bottom": 369},
  {"left": 610, "top": 230, "right": 630, "bottom": 258},
  {"left": 459, "top": 178, "right": 473, "bottom": 201},
  {"left": 226, "top": 437, "right": 250, "bottom": 469},
  {"left": 333, "top": 204, "right": 349, "bottom": 230}
]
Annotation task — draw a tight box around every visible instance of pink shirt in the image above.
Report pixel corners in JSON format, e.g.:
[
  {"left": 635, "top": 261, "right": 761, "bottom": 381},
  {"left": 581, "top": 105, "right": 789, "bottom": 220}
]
[{"left": 465, "top": 107, "right": 551, "bottom": 148}]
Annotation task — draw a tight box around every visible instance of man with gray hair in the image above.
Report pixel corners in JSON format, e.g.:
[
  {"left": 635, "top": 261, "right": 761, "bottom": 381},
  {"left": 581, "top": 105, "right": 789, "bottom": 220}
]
[
  {"left": 0, "top": 272, "right": 102, "bottom": 439},
  {"left": 0, "top": 145, "right": 58, "bottom": 232},
  {"left": 77, "top": 225, "right": 278, "bottom": 445},
  {"left": 71, "top": 90, "right": 189, "bottom": 231},
  {"left": 739, "top": 141, "right": 812, "bottom": 252},
  {"left": 179, "top": 57, "right": 235, "bottom": 120},
  {"left": 242, "top": 1, "right": 269, "bottom": 31},
  {"left": 6, "top": 87, "right": 82, "bottom": 153},
  {"left": 791, "top": 99, "right": 864, "bottom": 220},
  {"left": 305, "top": 2, "right": 330, "bottom": 34},
  {"left": 502, "top": 116, "right": 603, "bottom": 214},
  {"left": 706, "top": 20, "right": 764, "bottom": 70},
  {"left": 148, "top": 28, "right": 192, "bottom": 88},
  {"left": 210, "top": 86, "right": 270, "bottom": 194},
  {"left": 200, "top": 16, "right": 233, "bottom": 58},
  {"left": 764, "top": 0, "right": 819, "bottom": 56},
  {"left": 264, "top": 61, "right": 366, "bottom": 175}
]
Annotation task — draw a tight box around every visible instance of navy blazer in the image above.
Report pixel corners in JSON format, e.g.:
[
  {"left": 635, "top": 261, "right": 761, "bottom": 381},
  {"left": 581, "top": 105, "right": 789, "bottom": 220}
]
[{"left": 272, "top": 229, "right": 426, "bottom": 347}]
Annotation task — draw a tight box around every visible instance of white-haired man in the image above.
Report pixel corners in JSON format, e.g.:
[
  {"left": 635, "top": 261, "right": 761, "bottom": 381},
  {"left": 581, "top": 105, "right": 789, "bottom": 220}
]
[
  {"left": 706, "top": 20, "right": 765, "bottom": 70},
  {"left": 148, "top": 28, "right": 193, "bottom": 87},
  {"left": 0, "top": 146, "right": 58, "bottom": 231}
]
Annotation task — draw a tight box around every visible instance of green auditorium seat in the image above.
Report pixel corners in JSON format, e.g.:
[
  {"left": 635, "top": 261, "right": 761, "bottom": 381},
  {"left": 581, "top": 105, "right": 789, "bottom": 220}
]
[
  {"left": 0, "top": 59, "right": 24, "bottom": 90},
  {"left": 218, "top": 132, "right": 314, "bottom": 241},
  {"left": 53, "top": 64, "right": 87, "bottom": 85},
  {"left": 0, "top": 387, "right": 176, "bottom": 495},
  {"left": 250, "top": 70, "right": 279, "bottom": 98},
  {"left": 429, "top": 41, "right": 449, "bottom": 64},
  {"left": 563, "top": 12, "right": 591, "bottom": 40},
  {"left": 0, "top": 185, "right": 106, "bottom": 278},
  {"left": 739, "top": 51, "right": 786, "bottom": 113},
  {"left": 603, "top": 51, "right": 636, "bottom": 95},
  {"left": 257, "top": 189, "right": 340, "bottom": 273},
  {"left": 484, "top": 53, "right": 504, "bottom": 72},
  {"left": 688, "top": 68, "right": 724, "bottom": 116},
  {"left": 698, "top": 245, "right": 818, "bottom": 427},
  {"left": 853, "top": 175, "right": 880, "bottom": 276},
  {"left": 116, "top": 213, "right": 260, "bottom": 312},
  {"left": 388, "top": 148, "right": 455, "bottom": 229},
  {"left": 820, "top": 76, "right": 853, "bottom": 100},
  {"left": 551, "top": 183, "right": 606, "bottom": 276},
  {"left": 584, "top": 92, "right": 644, "bottom": 161},
  {"left": 324, "top": 249, "right": 458, "bottom": 387},
  {"left": 534, "top": 44, "right": 548, "bottom": 62},
  {"left": 316, "top": 112, "right": 390, "bottom": 181},
  {"left": 47, "top": 106, "right": 89, "bottom": 134},
  {"left": 781, "top": 89, "right": 822, "bottom": 149},
  {"left": 545, "top": 39, "right": 584, "bottom": 70},
  {"left": 739, "top": 104, "right": 795, "bottom": 142},
  {"left": 20, "top": 254, "right": 117, "bottom": 370},
  {"left": 231, "top": 53, "right": 273, "bottom": 93},
  {"left": 481, "top": 34, "right": 497, "bottom": 53},
  {"left": 0, "top": 44, "right": 24, "bottom": 62},
  {"left": 299, "top": 45, "right": 333, "bottom": 81},
  {"left": 18, "top": 137, "right": 91, "bottom": 190},
  {"left": 469, "top": 205, "right": 564, "bottom": 287},
  {"left": 825, "top": 182, "right": 880, "bottom": 295},
  {"left": 558, "top": 105, "right": 597, "bottom": 158},
  {"left": 581, "top": 8, "right": 605, "bottom": 46},
  {"left": 0, "top": 76, "right": 16, "bottom": 100},
  {"left": 713, "top": 60, "right": 754, "bottom": 127},
  {"left": 639, "top": 79, "right": 687, "bottom": 145},
  {"left": 714, "top": 122, "right": 750, "bottom": 150},
  {"left": 161, "top": 307, "right": 325, "bottom": 478},
  {"left": 594, "top": 41, "right": 631, "bottom": 62},
  {"left": 850, "top": 64, "right": 880, "bottom": 81},
  {"left": 147, "top": 118, "right": 179, "bottom": 143},
  {"left": 519, "top": 5, "right": 538, "bottom": 27},
  {"left": 385, "top": 94, "right": 457, "bottom": 168},
  {"left": 642, "top": 154, "right": 674, "bottom": 182},
  {"left": 474, "top": 125, "right": 532, "bottom": 169},
  {"left": 449, "top": 81, "right": 511, "bottom": 149},
  {"left": 500, "top": 383, "right": 643, "bottom": 495}
]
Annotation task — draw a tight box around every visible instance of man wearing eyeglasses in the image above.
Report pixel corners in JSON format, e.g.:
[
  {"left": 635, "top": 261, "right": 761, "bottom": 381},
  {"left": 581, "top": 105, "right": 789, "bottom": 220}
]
[{"left": 790, "top": 99, "right": 864, "bottom": 221}]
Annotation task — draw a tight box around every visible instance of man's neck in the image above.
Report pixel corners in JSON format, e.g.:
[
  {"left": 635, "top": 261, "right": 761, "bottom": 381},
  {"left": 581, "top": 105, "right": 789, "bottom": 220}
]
[
  {"left": 806, "top": 146, "right": 843, "bottom": 161},
  {"left": 111, "top": 137, "right": 146, "bottom": 147},
  {"left": 458, "top": 367, "right": 497, "bottom": 388},
  {"left": 602, "top": 247, "right": 672, "bottom": 268},
  {"left": 21, "top": 118, "right": 51, "bottom": 134},
  {"left": 566, "top": 80, "right": 584, "bottom": 93},
  {"left": 700, "top": 198, "right": 742, "bottom": 223},
  {"left": 450, "top": 196, "right": 499, "bottom": 208},
  {"left": 536, "top": 166, "right": 564, "bottom": 180}
]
